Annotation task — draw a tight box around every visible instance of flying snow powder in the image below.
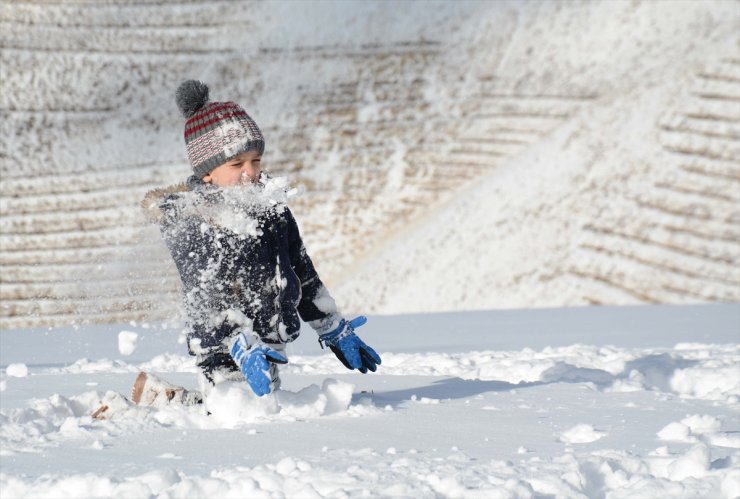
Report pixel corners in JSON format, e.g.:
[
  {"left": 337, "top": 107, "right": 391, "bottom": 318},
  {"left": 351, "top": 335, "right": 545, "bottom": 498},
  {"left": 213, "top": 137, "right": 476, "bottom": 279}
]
[{"left": 118, "top": 331, "right": 139, "bottom": 356}]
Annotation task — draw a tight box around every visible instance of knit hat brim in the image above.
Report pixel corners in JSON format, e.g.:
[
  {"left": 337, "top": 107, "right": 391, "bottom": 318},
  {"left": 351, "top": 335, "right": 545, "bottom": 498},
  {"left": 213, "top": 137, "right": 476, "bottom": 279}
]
[{"left": 192, "top": 139, "right": 265, "bottom": 179}]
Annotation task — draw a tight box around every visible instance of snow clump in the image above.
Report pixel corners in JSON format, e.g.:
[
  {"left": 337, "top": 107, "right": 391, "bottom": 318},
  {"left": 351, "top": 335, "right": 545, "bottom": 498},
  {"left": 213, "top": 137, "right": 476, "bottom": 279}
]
[
  {"left": 6, "top": 363, "right": 28, "bottom": 377},
  {"left": 117, "top": 331, "right": 139, "bottom": 356},
  {"left": 205, "top": 378, "right": 355, "bottom": 428},
  {"left": 559, "top": 424, "right": 607, "bottom": 444}
]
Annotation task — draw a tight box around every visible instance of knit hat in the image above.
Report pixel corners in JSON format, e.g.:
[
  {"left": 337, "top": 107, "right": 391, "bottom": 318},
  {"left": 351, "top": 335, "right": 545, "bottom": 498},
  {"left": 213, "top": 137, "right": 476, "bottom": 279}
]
[{"left": 175, "top": 80, "right": 265, "bottom": 179}]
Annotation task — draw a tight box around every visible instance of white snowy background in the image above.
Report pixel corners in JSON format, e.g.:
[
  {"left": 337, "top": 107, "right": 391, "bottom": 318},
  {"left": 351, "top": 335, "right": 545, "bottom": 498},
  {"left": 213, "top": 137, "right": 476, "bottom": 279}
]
[
  {"left": 2, "top": 0, "right": 738, "bottom": 328},
  {"left": 1, "top": 0, "right": 740, "bottom": 498}
]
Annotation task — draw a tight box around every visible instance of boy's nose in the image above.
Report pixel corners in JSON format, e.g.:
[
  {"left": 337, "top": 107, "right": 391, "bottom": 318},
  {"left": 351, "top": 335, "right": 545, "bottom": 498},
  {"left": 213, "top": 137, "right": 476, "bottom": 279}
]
[{"left": 240, "top": 169, "right": 259, "bottom": 184}]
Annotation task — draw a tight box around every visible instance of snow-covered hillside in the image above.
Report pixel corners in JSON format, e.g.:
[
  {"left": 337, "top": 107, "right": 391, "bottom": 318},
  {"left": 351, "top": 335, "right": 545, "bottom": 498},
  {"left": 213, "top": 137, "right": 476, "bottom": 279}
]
[
  {"left": 1, "top": 1, "right": 738, "bottom": 328},
  {"left": 1, "top": 304, "right": 739, "bottom": 497}
]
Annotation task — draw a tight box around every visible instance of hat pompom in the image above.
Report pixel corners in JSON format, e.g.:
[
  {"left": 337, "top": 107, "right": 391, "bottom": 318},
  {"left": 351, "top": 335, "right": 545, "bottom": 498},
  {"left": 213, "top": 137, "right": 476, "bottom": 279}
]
[{"left": 175, "top": 80, "right": 209, "bottom": 118}]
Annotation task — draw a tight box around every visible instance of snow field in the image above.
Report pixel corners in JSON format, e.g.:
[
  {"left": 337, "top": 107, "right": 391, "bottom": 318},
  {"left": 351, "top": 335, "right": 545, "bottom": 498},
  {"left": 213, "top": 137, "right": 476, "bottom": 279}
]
[
  {"left": 2, "top": 348, "right": 739, "bottom": 497},
  {"left": 1, "top": 306, "right": 738, "bottom": 498},
  {"left": 1, "top": 444, "right": 738, "bottom": 498},
  {"left": 23, "top": 341, "right": 738, "bottom": 404}
]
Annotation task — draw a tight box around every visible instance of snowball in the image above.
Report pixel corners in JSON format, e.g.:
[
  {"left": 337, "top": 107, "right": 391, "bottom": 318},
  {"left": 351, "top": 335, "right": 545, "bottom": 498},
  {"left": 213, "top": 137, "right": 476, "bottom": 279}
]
[
  {"left": 117, "top": 331, "right": 139, "bottom": 356},
  {"left": 6, "top": 363, "right": 28, "bottom": 377},
  {"left": 559, "top": 424, "right": 606, "bottom": 444}
]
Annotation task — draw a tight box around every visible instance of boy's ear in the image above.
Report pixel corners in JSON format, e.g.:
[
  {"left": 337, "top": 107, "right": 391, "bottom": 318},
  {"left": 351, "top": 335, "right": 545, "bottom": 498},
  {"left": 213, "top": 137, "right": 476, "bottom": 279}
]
[{"left": 202, "top": 174, "right": 212, "bottom": 183}]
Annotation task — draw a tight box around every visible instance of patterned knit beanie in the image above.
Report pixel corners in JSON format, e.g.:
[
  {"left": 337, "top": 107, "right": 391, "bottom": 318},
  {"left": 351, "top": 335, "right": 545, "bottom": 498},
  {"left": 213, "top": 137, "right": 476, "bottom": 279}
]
[{"left": 175, "top": 80, "right": 265, "bottom": 179}]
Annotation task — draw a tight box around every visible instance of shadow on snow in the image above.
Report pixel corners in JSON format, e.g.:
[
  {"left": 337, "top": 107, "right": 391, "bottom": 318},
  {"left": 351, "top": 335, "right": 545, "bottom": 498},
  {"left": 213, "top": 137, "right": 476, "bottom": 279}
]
[{"left": 366, "top": 353, "right": 698, "bottom": 407}]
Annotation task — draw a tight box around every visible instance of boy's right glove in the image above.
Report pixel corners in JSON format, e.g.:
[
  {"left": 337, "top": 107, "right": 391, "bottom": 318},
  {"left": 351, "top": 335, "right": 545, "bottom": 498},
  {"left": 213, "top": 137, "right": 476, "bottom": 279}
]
[
  {"left": 318, "top": 316, "right": 381, "bottom": 374},
  {"left": 229, "top": 333, "right": 288, "bottom": 397}
]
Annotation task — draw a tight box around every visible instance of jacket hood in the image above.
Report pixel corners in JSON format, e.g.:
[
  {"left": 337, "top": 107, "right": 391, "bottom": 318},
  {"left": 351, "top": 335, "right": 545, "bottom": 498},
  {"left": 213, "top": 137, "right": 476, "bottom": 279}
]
[
  {"left": 141, "top": 173, "right": 287, "bottom": 224},
  {"left": 141, "top": 183, "right": 188, "bottom": 223}
]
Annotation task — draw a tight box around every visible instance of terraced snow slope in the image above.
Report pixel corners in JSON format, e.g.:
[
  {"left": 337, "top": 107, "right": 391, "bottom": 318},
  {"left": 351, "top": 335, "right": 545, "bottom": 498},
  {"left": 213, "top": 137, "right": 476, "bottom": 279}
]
[{"left": 1, "top": 1, "right": 739, "bottom": 328}]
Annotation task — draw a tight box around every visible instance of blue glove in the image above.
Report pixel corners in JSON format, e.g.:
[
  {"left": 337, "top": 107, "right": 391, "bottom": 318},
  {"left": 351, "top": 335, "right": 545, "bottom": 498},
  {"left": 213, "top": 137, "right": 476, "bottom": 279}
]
[
  {"left": 229, "top": 333, "right": 288, "bottom": 397},
  {"left": 318, "top": 316, "right": 381, "bottom": 374}
]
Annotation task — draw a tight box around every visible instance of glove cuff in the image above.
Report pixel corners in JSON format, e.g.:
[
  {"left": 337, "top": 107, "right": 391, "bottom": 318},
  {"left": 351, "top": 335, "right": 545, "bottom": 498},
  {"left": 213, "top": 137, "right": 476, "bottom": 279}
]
[
  {"left": 309, "top": 313, "right": 343, "bottom": 335},
  {"left": 232, "top": 331, "right": 261, "bottom": 350}
]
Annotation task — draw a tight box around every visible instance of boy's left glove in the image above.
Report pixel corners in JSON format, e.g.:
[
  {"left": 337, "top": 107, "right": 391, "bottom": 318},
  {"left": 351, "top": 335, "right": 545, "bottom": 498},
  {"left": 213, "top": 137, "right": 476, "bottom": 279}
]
[
  {"left": 229, "top": 333, "right": 288, "bottom": 397},
  {"left": 319, "top": 316, "right": 381, "bottom": 373}
]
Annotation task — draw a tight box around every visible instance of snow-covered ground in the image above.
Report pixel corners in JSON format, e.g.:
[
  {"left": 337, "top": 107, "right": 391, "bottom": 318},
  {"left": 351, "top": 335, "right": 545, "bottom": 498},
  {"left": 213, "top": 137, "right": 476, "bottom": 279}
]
[{"left": 1, "top": 304, "right": 738, "bottom": 498}]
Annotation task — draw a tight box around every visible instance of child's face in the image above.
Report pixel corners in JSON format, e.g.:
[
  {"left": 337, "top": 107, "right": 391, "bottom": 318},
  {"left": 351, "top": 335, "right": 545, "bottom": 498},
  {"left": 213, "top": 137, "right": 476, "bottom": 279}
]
[{"left": 203, "top": 150, "right": 262, "bottom": 187}]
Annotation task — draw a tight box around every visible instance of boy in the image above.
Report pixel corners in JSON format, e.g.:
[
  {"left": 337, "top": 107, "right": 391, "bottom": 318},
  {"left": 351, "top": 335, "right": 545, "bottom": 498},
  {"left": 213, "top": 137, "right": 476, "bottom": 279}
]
[{"left": 141, "top": 80, "right": 380, "bottom": 402}]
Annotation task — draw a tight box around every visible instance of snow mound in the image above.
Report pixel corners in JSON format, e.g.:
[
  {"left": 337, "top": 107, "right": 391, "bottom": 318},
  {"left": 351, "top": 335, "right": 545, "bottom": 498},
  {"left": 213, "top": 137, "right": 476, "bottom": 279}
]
[
  {"left": 5, "top": 364, "right": 28, "bottom": 378},
  {"left": 671, "top": 365, "right": 740, "bottom": 402},
  {"left": 0, "top": 380, "right": 364, "bottom": 456},
  {"left": 206, "top": 378, "right": 355, "bottom": 428},
  {"left": 658, "top": 414, "right": 739, "bottom": 449},
  {"left": 559, "top": 424, "right": 606, "bottom": 444}
]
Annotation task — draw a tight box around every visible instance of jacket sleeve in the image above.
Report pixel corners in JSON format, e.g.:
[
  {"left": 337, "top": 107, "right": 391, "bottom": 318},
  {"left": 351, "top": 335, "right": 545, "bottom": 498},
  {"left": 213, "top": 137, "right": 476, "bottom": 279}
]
[
  {"left": 159, "top": 200, "right": 238, "bottom": 355},
  {"left": 284, "top": 208, "right": 342, "bottom": 334}
]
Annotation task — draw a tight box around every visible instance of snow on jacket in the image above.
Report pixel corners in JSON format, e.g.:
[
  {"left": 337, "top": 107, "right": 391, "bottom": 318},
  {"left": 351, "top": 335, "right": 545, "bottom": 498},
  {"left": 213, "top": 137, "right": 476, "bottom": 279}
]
[{"left": 142, "top": 176, "right": 342, "bottom": 357}]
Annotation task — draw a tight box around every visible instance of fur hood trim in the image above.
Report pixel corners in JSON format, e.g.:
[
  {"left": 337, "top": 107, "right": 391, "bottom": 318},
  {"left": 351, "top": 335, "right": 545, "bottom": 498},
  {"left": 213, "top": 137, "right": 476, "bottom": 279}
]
[{"left": 141, "top": 183, "right": 188, "bottom": 223}]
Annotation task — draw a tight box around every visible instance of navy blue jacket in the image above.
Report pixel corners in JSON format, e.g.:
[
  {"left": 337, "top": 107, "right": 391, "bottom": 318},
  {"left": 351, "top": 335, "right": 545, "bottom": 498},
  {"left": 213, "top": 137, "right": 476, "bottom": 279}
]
[{"left": 149, "top": 180, "right": 340, "bottom": 357}]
